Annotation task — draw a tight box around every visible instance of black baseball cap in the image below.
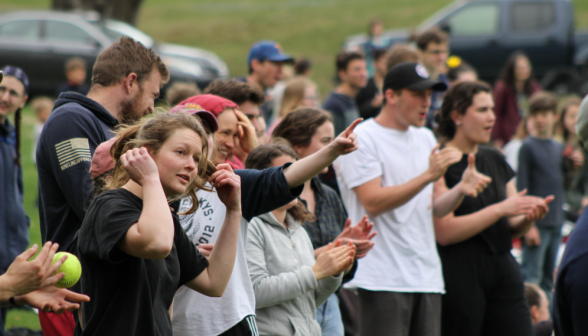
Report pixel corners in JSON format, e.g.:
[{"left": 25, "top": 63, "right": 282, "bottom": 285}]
[{"left": 383, "top": 62, "right": 447, "bottom": 92}]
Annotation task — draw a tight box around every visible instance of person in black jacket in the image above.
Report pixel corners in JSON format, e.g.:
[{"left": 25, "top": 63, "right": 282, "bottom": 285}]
[
  {"left": 36, "top": 36, "right": 169, "bottom": 336},
  {"left": 355, "top": 48, "right": 387, "bottom": 120},
  {"left": 0, "top": 65, "right": 30, "bottom": 324}
]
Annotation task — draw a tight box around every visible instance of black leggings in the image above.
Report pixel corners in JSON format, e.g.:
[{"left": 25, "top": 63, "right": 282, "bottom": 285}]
[{"left": 440, "top": 248, "right": 533, "bottom": 336}]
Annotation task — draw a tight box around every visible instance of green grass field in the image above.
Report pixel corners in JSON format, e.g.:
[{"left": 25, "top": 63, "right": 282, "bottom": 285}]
[{"left": 1, "top": 0, "right": 588, "bottom": 331}]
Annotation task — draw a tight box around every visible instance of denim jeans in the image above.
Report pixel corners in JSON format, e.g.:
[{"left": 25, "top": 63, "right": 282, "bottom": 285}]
[
  {"left": 316, "top": 293, "right": 344, "bottom": 336},
  {"left": 521, "top": 225, "right": 562, "bottom": 302}
]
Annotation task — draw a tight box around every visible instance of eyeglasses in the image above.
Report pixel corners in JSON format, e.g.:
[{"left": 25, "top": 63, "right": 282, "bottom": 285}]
[{"left": 0, "top": 86, "right": 23, "bottom": 100}]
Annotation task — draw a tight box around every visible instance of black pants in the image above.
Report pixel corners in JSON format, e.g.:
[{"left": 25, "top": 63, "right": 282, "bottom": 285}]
[
  {"left": 220, "top": 315, "right": 259, "bottom": 336},
  {"left": 440, "top": 248, "right": 533, "bottom": 336}
]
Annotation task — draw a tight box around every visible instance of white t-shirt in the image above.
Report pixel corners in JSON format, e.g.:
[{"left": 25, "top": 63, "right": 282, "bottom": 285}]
[
  {"left": 334, "top": 119, "right": 444, "bottom": 293},
  {"left": 502, "top": 138, "right": 523, "bottom": 173},
  {"left": 172, "top": 186, "right": 255, "bottom": 336}
]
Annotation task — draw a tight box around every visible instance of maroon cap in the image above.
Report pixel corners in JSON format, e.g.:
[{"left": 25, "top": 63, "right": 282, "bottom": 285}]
[
  {"left": 90, "top": 137, "right": 117, "bottom": 179},
  {"left": 169, "top": 104, "right": 219, "bottom": 133},
  {"left": 179, "top": 94, "right": 239, "bottom": 118}
]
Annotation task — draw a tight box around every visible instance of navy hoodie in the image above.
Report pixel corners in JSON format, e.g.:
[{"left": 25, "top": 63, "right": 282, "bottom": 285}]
[
  {"left": 554, "top": 209, "right": 588, "bottom": 335},
  {"left": 0, "top": 118, "right": 29, "bottom": 273},
  {"left": 37, "top": 92, "right": 118, "bottom": 251}
]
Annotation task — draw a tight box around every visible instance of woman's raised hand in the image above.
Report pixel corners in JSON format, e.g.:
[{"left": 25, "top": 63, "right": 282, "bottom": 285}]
[
  {"left": 234, "top": 109, "right": 258, "bottom": 154},
  {"left": 459, "top": 153, "right": 492, "bottom": 197},
  {"left": 120, "top": 147, "right": 159, "bottom": 185},
  {"left": 311, "top": 240, "right": 355, "bottom": 280},
  {"left": 209, "top": 163, "right": 242, "bottom": 212},
  {"left": 330, "top": 119, "right": 362, "bottom": 155}
]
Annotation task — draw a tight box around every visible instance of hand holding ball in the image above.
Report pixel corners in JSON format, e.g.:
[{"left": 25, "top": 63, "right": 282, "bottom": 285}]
[{"left": 51, "top": 252, "right": 82, "bottom": 288}]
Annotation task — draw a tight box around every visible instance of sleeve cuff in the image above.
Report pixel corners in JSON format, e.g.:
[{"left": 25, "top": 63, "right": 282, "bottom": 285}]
[
  {"left": 320, "top": 272, "right": 344, "bottom": 292},
  {"left": 297, "top": 265, "right": 318, "bottom": 293}
]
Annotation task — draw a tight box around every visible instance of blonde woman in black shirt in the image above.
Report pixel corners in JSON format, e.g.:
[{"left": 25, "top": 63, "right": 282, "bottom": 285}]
[{"left": 77, "top": 113, "right": 242, "bottom": 336}]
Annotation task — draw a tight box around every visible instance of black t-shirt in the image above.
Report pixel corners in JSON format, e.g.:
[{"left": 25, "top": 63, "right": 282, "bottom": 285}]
[
  {"left": 77, "top": 188, "right": 208, "bottom": 336},
  {"left": 439, "top": 147, "right": 515, "bottom": 255}
]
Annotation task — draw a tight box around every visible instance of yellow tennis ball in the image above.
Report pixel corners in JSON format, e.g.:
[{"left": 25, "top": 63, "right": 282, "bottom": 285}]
[{"left": 51, "top": 252, "right": 82, "bottom": 288}]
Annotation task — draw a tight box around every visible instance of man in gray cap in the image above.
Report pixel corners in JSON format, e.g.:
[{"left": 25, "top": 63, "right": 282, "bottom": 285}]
[
  {"left": 334, "top": 62, "right": 489, "bottom": 336},
  {"left": 553, "top": 94, "right": 588, "bottom": 336}
]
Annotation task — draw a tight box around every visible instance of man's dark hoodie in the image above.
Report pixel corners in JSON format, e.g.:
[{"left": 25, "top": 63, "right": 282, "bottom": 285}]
[
  {"left": 37, "top": 92, "right": 118, "bottom": 251},
  {"left": 0, "top": 118, "right": 29, "bottom": 274}
]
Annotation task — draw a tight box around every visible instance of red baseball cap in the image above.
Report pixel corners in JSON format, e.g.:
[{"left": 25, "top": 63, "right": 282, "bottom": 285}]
[
  {"left": 90, "top": 137, "right": 117, "bottom": 179},
  {"left": 169, "top": 104, "right": 219, "bottom": 133},
  {"left": 179, "top": 94, "right": 239, "bottom": 118}
]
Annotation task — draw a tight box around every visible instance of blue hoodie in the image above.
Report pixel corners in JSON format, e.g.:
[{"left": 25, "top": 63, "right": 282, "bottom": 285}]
[
  {"left": 0, "top": 118, "right": 29, "bottom": 273},
  {"left": 554, "top": 209, "right": 588, "bottom": 335},
  {"left": 37, "top": 92, "right": 118, "bottom": 251}
]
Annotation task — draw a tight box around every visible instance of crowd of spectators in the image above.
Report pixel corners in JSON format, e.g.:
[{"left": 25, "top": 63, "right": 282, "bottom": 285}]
[{"left": 1, "top": 16, "right": 588, "bottom": 336}]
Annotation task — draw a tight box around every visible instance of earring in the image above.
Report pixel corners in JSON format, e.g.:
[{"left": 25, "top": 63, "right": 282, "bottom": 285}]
[{"left": 455, "top": 122, "right": 461, "bottom": 126}]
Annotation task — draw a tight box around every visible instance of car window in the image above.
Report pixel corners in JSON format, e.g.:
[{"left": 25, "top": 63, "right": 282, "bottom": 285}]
[
  {"left": 511, "top": 3, "right": 555, "bottom": 32},
  {"left": 45, "top": 21, "right": 96, "bottom": 46},
  {"left": 446, "top": 3, "right": 499, "bottom": 36},
  {"left": 0, "top": 20, "right": 40, "bottom": 41}
]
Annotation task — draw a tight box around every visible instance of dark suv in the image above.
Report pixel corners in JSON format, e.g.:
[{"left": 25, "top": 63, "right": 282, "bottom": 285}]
[
  {"left": 345, "top": 0, "right": 588, "bottom": 94},
  {"left": 0, "top": 11, "right": 229, "bottom": 97}
]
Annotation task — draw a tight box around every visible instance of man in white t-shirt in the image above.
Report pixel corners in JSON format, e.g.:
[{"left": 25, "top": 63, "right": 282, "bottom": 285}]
[{"left": 334, "top": 62, "right": 487, "bottom": 336}]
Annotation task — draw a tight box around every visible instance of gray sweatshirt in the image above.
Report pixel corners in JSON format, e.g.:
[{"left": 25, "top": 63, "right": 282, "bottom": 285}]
[
  {"left": 517, "top": 136, "right": 564, "bottom": 227},
  {"left": 247, "top": 212, "right": 343, "bottom": 336}
]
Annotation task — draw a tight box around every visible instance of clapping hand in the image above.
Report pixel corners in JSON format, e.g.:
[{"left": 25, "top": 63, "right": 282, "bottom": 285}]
[
  {"left": 459, "top": 153, "right": 492, "bottom": 198},
  {"left": 336, "top": 215, "right": 377, "bottom": 259},
  {"left": 500, "top": 190, "right": 554, "bottom": 222},
  {"left": 312, "top": 240, "right": 356, "bottom": 280},
  {"left": 523, "top": 195, "right": 554, "bottom": 223},
  {"left": 427, "top": 145, "right": 462, "bottom": 182}
]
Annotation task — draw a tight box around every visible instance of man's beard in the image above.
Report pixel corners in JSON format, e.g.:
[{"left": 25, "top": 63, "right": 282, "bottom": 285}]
[{"left": 120, "top": 86, "right": 146, "bottom": 124}]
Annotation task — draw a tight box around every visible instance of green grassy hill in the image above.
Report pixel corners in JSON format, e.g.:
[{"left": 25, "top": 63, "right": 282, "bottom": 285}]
[{"left": 1, "top": 0, "right": 587, "bottom": 330}]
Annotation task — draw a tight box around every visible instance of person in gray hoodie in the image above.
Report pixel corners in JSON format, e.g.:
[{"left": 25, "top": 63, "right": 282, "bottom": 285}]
[{"left": 246, "top": 144, "right": 355, "bottom": 336}]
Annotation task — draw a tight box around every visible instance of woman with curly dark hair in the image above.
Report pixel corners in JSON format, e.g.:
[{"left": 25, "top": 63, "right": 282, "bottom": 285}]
[{"left": 434, "top": 81, "right": 552, "bottom": 336}]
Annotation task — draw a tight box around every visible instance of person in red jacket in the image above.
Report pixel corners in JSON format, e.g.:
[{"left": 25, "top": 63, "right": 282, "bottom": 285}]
[{"left": 492, "top": 51, "right": 541, "bottom": 148}]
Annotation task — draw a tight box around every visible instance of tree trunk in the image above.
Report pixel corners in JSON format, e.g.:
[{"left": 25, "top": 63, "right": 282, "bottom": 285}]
[{"left": 52, "top": 0, "right": 144, "bottom": 26}]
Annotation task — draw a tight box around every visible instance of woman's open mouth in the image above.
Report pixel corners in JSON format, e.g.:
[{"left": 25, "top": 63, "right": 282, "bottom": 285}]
[{"left": 177, "top": 174, "right": 190, "bottom": 184}]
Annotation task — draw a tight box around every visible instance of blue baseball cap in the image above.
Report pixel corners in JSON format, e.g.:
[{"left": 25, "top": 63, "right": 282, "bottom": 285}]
[
  {"left": 247, "top": 41, "right": 294, "bottom": 67},
  {"left": 1, "top": 65, "right": 29, "bottom": 94}
]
